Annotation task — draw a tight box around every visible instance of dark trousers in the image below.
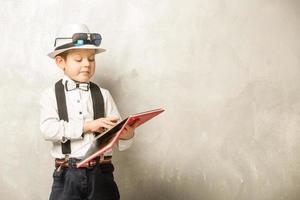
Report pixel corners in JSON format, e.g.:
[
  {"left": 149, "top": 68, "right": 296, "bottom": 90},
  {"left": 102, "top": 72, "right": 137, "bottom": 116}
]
[{"left": 49, "top": 162, "right": 120, "bottom": 200}]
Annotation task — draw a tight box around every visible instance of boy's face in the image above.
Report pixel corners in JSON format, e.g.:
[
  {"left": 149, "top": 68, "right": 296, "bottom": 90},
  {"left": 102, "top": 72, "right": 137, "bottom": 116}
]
[{"left": 55, "top": 49, "right": 96, "bottom": 82}]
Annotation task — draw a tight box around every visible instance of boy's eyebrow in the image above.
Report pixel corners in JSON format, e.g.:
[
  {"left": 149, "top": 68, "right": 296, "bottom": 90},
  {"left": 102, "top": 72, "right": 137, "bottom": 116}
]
[
  {"left": 87, "top": 53, "right": 95, "bottom": 57},
  {"left": 73, "top": 54, "right": 82, "bottom": 58},
  {"left": 71, "top": 51, "right": 95, "bottom": 57}
]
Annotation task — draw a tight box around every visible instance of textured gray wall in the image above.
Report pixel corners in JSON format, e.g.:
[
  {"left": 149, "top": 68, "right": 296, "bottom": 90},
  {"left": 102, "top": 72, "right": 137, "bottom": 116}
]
[{"left": 0, "top": 0, "right": 300, "bottom": 199}]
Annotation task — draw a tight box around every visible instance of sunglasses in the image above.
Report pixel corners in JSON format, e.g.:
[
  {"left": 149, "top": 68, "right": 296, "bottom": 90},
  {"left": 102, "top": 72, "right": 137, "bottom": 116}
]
[{"left": 54, "top": 33, "right": 102, "bottom": 50}]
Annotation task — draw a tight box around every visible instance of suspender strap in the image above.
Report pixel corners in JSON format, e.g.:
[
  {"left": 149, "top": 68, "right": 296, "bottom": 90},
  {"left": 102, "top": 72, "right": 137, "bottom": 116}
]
[
  {"left": 55, "top": 79, "right": 71, "bottom": 154},
  {"left": 90, "top": 82, "right": 105, "bottom": 138},
  {"left": 55, "top": 79, "right": 105, "bottom": 155},
  {"left": 90, "top": 82, "right": 105, "bottom": 120}
]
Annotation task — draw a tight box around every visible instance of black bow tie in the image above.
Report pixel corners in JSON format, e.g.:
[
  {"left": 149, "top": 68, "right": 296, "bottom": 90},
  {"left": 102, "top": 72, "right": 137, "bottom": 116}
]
[{"left": 65, "top": 80, "right": 90, "bottom": 91}]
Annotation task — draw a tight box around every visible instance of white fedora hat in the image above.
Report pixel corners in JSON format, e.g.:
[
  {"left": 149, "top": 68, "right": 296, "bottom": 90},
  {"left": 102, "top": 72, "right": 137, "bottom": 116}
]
[{"left": 48, "top": 24, "right": 106, "bottom": 59}]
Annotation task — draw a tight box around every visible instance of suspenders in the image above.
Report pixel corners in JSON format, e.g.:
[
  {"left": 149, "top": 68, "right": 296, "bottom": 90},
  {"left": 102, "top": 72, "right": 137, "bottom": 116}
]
[{"left": 55, "top": 79, "right": 104, "bottom": 155}]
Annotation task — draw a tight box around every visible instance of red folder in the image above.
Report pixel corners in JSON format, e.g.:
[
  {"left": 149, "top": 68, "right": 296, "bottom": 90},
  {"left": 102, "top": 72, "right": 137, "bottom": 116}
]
[{"left": 76, "top": 108, "right": 165, "bottom": 168}]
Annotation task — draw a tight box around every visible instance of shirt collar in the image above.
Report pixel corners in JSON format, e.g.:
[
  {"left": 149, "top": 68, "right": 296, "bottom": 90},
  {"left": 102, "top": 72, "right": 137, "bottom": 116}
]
[
  {"left": 62, "top": 74, "right": 90, "bottom": 85},
  {"left": 62, "top": 74, "right": 73, "bottom": 86}
]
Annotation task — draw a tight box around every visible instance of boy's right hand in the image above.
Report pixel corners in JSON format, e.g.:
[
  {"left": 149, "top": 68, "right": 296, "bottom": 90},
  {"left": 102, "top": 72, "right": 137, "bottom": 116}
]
[{"left": 83, "top": 116, "right": 119, "bottom": 133}]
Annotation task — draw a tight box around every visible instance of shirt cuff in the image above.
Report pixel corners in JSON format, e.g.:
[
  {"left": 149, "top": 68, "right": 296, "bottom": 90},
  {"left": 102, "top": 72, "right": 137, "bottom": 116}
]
[
  {"left": 118, "top": 137, "right": 134, "bottom": 151},
  {"left": 63, "top": 119, "right": 84, "bottom": 141}
]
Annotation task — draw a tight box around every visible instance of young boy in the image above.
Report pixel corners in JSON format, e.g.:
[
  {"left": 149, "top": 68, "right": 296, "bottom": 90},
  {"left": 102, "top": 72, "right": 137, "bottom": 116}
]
[{"left": 40, "top": 24, "right": 137, "bottom": 200}]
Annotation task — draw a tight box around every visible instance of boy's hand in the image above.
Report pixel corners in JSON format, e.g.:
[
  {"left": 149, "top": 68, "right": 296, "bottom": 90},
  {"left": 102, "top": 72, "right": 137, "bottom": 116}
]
[
  {"left": 119, "top": 120, "right": 140, "bottom": 140},
  {"left": 83, "top": 116, "right": 119, "bottom": 133}
]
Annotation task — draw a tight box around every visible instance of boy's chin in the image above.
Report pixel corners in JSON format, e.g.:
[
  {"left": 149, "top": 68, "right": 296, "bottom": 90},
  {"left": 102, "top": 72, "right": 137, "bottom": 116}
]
[{"left": 72, "top": 76, "right": 91, "bottom": 83}]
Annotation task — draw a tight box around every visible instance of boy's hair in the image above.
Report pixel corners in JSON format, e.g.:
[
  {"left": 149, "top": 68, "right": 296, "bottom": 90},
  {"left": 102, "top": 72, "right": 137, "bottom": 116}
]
[{"left": 55, "top": 51, "right": 69, "bottom": 60}]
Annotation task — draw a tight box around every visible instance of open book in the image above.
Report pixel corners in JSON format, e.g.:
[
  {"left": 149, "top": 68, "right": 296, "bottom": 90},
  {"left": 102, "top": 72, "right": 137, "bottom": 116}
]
[{"left": 76, "top": 108, "right": 165, "bottom": 168}]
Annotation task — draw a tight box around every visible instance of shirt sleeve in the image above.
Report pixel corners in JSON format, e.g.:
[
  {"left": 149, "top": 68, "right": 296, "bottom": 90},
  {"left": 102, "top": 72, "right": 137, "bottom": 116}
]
[
  {"left": 103, "top": 89, "right": 134, "bottom": 151},
  {"left": 39, "top": 87, "right": 83, "bottom": 142}
]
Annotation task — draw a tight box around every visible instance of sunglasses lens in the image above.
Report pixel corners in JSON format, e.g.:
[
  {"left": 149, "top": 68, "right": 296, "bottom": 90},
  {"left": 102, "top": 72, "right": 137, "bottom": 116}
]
[
  {"left": 94, "top": 39, "right": 101, "bottom": 46},
  {"left": 91, "top": 33, "right": 102, "bottom": 46},
  {"left": 72, "top": 33, "right": 88, "bottom": 44}
]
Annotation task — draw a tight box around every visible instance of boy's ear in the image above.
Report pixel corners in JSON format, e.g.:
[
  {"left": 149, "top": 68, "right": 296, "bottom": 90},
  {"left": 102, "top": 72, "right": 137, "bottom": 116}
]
[{"left": 55, "top": 56, "right": 65, "bottom": 70}]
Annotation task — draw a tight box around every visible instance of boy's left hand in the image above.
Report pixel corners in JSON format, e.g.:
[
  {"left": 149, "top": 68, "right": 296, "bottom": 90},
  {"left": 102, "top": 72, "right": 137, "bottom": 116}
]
[{"left": 119, "top": 120, "right": 140, "bottom": 140}]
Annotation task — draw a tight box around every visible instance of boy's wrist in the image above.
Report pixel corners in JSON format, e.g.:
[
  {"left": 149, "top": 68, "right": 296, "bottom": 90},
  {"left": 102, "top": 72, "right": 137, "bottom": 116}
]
[
  {"left": 119, "top": 132, "right": 135, "bottom": 140},
  {"left": 83, "top": 121, "right": 91, "bottom": 133}
]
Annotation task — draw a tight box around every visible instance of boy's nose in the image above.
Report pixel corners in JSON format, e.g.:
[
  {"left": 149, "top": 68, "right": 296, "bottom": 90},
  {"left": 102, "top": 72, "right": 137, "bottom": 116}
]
[{"left": 81, "top": 58, "right": 90, "bottom": 67}]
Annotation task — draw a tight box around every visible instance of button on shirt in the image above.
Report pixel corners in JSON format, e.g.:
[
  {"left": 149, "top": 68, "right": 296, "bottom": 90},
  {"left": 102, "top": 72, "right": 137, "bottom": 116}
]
[{"left": 40, "top": 75, "right": 133, "bottom": 159}]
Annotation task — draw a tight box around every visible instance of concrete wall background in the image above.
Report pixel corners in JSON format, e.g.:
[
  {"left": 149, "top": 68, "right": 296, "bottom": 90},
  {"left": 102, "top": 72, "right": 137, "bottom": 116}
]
[{"left": 0, "top": 0, "right": 300, "bottom": 199}]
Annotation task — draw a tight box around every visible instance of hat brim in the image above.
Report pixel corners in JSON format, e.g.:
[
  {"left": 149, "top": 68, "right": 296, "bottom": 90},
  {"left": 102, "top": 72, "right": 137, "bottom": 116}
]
[{"left": 47, "top": 44, "right": 106, "bottom": 59}]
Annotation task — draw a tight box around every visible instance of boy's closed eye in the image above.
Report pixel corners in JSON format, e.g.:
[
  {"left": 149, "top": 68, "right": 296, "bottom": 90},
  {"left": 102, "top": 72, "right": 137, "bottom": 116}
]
[
  {"left": 74, "top": 56, "right": 82, "bottom": 62},
  {"left": 88, "top": 55, "right": 95, "bottom": 61},
  {"left": 74, "top": 57, "right": 94, "bottom": 62}
]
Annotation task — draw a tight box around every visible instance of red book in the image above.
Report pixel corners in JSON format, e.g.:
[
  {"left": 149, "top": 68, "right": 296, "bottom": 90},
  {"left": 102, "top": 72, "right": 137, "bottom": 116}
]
[{"left": 76, "top": 108, "right": 165, "bottom": 168}]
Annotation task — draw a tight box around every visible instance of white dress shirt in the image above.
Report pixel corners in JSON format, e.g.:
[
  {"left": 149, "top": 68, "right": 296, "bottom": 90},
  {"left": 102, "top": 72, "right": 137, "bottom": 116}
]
[{"left": 40, "top": 75, "right": 133, "bottom": 159}]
